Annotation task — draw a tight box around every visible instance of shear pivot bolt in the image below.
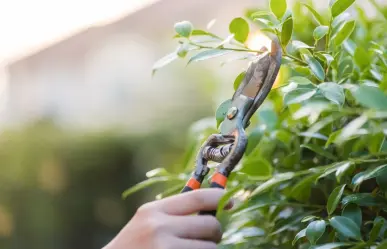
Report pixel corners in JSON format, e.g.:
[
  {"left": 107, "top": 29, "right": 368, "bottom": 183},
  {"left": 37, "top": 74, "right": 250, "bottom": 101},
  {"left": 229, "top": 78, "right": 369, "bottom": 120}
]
[{"left": 227, "top": 107, "right": 238, "bottom": 120}]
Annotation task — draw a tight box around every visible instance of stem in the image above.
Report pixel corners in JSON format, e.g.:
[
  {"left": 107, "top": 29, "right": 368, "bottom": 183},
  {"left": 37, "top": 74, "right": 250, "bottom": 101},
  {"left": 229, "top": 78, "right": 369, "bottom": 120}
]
[
  {"left": 351, "top": 158, "right": 387, "bottom": 164},
  {"left": 325, "top": 17, "right": 333, "bottom": 52},
  {"left": 285, "top": 54, "right": 307, "bottom": 65},
  {"left": 284, "top": 202, "right": 325, "bottom": 209},
  {"left": 189, "top": 41, "right": 264, "bottom": 54}
]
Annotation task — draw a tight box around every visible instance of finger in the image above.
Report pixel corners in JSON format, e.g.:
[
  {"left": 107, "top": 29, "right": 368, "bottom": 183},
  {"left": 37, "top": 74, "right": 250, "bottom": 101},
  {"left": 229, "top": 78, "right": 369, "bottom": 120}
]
[
  {"left": 155, "top": 188, "right": 227, "bottom": 215},
  {"left": 170, "top": 238, "right": 217, "bottom": 249},
  {"left": 169, "top": 215, "right": 222, "bottom": 243}
]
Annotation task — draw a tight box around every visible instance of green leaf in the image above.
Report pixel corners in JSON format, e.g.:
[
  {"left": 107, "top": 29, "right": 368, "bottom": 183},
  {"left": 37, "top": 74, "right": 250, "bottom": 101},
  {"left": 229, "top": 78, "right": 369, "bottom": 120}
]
[
  {"left": 342, "top": 204, "right": 362, "bottom": 228},
  {"left": 325, "top": 130, "right": 342, "bottom": 147},
  {"left": 310, "top": 243, "right": 353, "bottom": 249},
  {"left": 291, "top": 174, "right": 319, "bottom": 202},
  {"left": 336, "top": 162, "right": 354, "bottom": 182},
  {"left": 301, "top": 144, "right": 336, "bottom": 160},
  {"left": 336, "top": 115, "right": 368, "bottom": 144},
  {"left": 370, "top": 217, "right": 385, "bottom": 243},
  {"left": 318, "top": 82, "right": 345, "bottom": 106},
  {"left": 229, "top": 17, "right": 250, "bottom": 43},
  {"left": 352, "top": 85, "right": 387, "bottom": 110},
  {"left": 174, "top": 21, "right": 193, "bottom": 37},
  {"left": 318, "top": 161, "right": 351, "bottom": 180},
  {"left": 327, "top": 184, "right": 346, "bottom": 215},
  {"left": 281, "top": 17, "right": 293, "bottom": 47},
  {"left": 233, "top": 71, "right": 246, "bottom": 91},
  {"left": 342, "top": 194, "right": 387, "bottom": 207},
  {"left": 316, "top": 52, "right": 335, "bottom": 69},
  {"left": 369, "top": 133, "right": 385, "bottom": 155},
  {"left": 288, "top": 76, "right": 314, "bottom": 85},
  {"left": 152, "top": 53, "right": 178, "bottom": 75},
  {"left": 302, "top": 215, "right": 318, "bottom": 223},
  {"left": 250, "top": 172, "right": 295, "bottom": 197},
  {"left": 257, "top": 107, "right": 278, "bottom": 130},
  {"left": 352, "top": 164, "right": 387, "bottom": 187},
  {"left": 122, "top": 177, "right": 182, "bottom": 199},
  {"left": 291, "top": 40, "right": 314, "bottom": 50},
  {"left": 245, "top": 127, "right": 264, "bottom": 155},
  {"left": 254, "top": 18, "right": 274, "bottom": 28},
  {"left": 215, "top": 99, "right": 232, "bottom": 128},
  {"left": 146, "top": 168, "right": 170, "bottom": 178},
  {"left": 188, "top": 49, "right": 232, "bottom": 64},
  {"left": 155, "top": 184, "right": 184, "bottom": 200},
  {"left": 306, "top": 220, "right": 327, "bottom": 245},
  {"left": 377, "top": 240, "right": 387, "bottom": 249},
  {"left": 354, "top": 47, "right": 371, "bottom": 70},
  {"left": 377, "top": 170, "right": 387, "bottom": 191},
  {"left": 284, "top": 88, "right": 317, "bottom": 105},
  {"left": 240, "top": 157, "right": 273, "bottom": 180},
  {"left": 250, "top": 10, "right": 273, "bottom": 18},
  {"left": 293, "top": 228, "right": 307, "bottom": 246},
  {"left": 314, "top": 26, "right": 329, "bottom": 40},
  {"left": 217, "top": 34, "right": 236, "bottom": 48},
  {"left": 292, "top": 65, "right": 311, "bottom": 75},
  {"left": 329, "top": 216, "right": 362, "bottom": 240},
  {"left": 331, "top": 0, "right": 355, "bottom": 17},
  {"left": 301, "top": 3, "right": 325, "bottom": 25},
  {"left": 191, "top": 29, "right": 220, "bottom": 38},
  {"left": 301, "top": 53, "right": 325, "bottom": 81},
  {"left": 270, "top": 0, "right": 287, "bottom": 19},
  {"left": 333, "top": 20, "right": 355, "bottom": 47}
]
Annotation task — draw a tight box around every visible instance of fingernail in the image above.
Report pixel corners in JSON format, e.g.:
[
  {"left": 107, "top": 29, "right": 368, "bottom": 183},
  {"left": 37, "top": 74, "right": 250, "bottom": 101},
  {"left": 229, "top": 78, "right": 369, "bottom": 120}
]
[{"left": 224, "top": 198, "right": 234, "bottom": 210}]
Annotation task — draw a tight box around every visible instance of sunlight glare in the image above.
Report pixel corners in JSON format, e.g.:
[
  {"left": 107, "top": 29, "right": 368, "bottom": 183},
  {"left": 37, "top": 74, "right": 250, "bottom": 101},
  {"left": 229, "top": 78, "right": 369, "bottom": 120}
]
[{"left": 245, "top": 32, "right": 272, "bottom": 52}]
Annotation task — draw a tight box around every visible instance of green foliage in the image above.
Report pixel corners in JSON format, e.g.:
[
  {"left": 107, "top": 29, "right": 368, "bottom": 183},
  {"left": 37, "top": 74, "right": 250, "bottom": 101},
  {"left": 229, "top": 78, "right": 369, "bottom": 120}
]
[
  {"left": 229, "top": 17, "right": 250, "bottom": 43},
  {"left": 129, "top": 0, "right": 387, "bottom": 248},
  {"left": 0, "top": 120, "right": 188, "bottom": 249}
]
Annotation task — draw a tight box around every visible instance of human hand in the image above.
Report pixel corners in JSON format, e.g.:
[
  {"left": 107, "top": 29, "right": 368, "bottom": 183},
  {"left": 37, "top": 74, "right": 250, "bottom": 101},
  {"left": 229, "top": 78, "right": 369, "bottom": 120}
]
[{"left": 103, "top": 188, "right": 232, "bottom": 249}]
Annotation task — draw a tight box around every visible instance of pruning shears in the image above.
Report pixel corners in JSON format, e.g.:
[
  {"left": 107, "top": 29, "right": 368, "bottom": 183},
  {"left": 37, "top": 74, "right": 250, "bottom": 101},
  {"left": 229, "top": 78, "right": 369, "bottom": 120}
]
[{"left": 181, "top": 39, "right": 282, "bottom": 216}]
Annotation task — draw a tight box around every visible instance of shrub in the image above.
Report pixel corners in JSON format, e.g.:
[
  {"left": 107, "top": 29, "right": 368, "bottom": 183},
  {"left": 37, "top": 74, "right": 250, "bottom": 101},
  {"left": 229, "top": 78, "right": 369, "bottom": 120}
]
[{"left": 125, "top": 0, "right": 387, "bottom": 248}]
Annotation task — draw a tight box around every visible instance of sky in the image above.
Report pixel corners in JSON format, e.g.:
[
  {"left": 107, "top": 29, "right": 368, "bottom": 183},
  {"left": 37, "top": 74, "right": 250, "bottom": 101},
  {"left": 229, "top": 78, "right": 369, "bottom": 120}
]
[{"left": 0, "top": 0, "right": 158, "bottom": 63}]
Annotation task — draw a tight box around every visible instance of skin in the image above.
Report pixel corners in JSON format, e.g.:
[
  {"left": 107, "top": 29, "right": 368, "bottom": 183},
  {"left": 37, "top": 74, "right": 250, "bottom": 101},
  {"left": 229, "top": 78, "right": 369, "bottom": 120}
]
[{"left": 103, "top": 189, "right": 232, "bottom": 249}]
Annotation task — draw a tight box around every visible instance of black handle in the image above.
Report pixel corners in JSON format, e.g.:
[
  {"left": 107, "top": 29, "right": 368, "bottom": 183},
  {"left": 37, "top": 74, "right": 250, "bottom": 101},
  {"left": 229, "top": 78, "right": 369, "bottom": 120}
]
[
  {"left": 198, "top": 181, "right": 225, "bottom": 217},
  {"left": 181, "top": 185, "right": 194, "bottom": 193}
]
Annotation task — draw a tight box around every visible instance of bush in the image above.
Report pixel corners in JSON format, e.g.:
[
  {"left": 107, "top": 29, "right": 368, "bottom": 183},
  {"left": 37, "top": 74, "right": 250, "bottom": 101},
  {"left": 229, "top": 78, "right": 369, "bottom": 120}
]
[{"left": 125, "top": 1, "right": 387, "bottom": 248}]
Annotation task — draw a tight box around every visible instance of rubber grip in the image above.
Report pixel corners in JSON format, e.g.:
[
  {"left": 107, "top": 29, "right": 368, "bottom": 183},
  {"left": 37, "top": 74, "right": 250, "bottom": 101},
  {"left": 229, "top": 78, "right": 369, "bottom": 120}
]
[
  {"left": 181, "top": 177, "right": 201, "bottom": 193},
  {"left": 198, "top": 182, "right": 225, "bottom": 216}
]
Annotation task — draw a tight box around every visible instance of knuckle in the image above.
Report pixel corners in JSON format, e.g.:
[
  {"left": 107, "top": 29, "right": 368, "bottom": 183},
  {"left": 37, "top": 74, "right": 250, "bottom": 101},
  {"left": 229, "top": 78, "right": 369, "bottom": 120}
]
[
  {"left": 136, "top": 203, "right": 154, "bottom": 216},
  {"left": 146, "top": 216, "right": 166, "bottom": 236}
]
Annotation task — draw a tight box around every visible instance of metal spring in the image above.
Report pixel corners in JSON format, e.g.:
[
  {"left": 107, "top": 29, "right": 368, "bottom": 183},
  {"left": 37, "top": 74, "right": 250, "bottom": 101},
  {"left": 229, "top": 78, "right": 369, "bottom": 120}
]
[{"left": 203, "top": 144, "right": 233, "bottom": 163}]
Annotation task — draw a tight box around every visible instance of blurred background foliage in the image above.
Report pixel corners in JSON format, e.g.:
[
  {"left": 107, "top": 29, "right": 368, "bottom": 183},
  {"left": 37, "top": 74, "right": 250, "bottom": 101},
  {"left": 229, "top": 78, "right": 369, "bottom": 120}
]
[{"left": 0, "top": 118, "right": 198, "bottom": 249}]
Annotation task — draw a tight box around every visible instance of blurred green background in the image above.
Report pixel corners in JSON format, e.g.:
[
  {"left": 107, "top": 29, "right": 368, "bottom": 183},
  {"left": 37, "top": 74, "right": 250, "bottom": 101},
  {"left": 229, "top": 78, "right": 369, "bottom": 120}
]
[{"left": 0, "top": 117, "right": 203, "bottom": 249}]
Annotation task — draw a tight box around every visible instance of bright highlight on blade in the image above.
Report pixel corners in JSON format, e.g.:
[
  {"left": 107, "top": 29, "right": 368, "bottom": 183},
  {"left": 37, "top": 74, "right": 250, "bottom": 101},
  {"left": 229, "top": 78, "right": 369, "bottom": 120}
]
[
  {"left": 245, "top": 31, "right": 283, "bottom": 88},
  {"left": 245, "top": 31, "right": 272, "bottom": 52}
]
